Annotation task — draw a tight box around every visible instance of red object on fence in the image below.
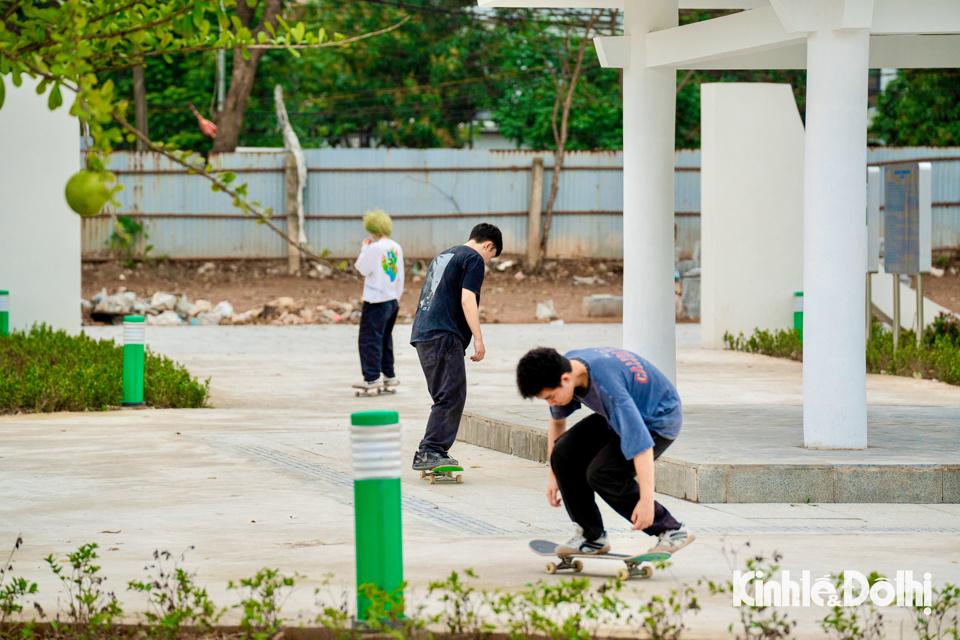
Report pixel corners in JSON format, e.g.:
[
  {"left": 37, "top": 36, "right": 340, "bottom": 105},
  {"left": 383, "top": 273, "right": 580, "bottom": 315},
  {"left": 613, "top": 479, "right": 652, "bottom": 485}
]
[{"left": 188, "top": 103, "right": 218, "bottom": 138}]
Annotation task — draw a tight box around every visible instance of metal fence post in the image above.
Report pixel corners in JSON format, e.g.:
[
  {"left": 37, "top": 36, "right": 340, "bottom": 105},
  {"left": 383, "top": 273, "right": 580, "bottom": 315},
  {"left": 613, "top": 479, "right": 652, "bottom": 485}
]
[{"left": 527, "top": 157, "right": 544, "bottom": 269}]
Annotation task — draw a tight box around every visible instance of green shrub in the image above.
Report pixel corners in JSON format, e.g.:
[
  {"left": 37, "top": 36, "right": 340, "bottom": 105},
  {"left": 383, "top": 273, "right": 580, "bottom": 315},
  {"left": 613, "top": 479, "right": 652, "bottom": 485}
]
[
  {"left": 0, "top": 324, "right": 209, "bottom": 414},
  {"left": 723, "top": 328, "right": 803, "bottom": 362},
  {"left": 725, "top": 313, "right": 960, "bottom": 386}
]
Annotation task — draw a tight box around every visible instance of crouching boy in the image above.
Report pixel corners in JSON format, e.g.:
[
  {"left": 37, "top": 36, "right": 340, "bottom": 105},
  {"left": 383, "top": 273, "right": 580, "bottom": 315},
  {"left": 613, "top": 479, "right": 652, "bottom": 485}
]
[{"left": 516, "top": 347, "right": 694, "bottom": 556}]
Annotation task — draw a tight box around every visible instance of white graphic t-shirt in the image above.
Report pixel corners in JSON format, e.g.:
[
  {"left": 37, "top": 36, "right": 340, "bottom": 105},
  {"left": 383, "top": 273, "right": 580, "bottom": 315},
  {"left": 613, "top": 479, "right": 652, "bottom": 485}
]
[{"left": 355, "top": 238, "right": 404, "bottom": 303}]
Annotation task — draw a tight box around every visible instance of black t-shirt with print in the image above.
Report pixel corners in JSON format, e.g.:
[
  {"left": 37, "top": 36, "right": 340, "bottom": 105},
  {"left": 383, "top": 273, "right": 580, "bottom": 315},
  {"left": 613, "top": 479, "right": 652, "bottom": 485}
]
[{"left": 410, "top": 245, "right": 485, "bottom": 347}]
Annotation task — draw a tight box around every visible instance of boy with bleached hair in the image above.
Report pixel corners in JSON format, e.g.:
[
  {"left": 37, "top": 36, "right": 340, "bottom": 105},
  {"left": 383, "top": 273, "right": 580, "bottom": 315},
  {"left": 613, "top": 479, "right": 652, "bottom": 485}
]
[{"left": 354, "top": 209, "right": 404, "bottom": 393}]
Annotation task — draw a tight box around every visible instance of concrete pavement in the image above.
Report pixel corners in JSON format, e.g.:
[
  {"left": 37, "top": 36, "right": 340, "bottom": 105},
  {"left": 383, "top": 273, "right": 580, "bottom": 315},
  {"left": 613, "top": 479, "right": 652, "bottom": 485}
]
[{"left": 1, "top": 324, "right": 958, "bottom": 638}]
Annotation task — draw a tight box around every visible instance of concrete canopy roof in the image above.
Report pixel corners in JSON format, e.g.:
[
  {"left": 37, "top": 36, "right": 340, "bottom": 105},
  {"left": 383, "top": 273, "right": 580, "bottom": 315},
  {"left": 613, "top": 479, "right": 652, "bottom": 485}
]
[{"left": 487, "top": 0, "right": 960, "bottom": 70}]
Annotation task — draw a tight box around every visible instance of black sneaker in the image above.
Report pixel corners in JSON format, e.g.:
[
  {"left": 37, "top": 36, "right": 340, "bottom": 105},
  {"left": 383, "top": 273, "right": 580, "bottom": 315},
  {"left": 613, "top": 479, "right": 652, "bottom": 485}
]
[{"left": 412, "top": 450, "right": 456, "bottom": 471}]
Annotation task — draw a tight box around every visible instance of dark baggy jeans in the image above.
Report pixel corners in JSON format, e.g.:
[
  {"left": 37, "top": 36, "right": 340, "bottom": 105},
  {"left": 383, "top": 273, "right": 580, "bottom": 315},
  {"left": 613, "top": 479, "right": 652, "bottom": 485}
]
[
  {"left": 358, "top": 300, "right": 399, "bottom": 382},
  {"left": 551, "top": 413, "right": 681, "bottom": 540},
  {"left": 414, "top": 333, "right": 467, "bottom": 454}
]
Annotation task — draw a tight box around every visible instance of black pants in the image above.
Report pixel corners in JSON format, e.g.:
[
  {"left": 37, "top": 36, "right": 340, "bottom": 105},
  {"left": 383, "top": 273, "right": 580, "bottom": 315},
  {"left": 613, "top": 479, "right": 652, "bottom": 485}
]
[
  {"left": 551, "top": 413, "right": 681, "bottom": 540},
  {"left": 414, "top": 334, "right": 467, "bottom": 455},
  {"left": 358, "top": 300, "right": 399, "bottom": 382}
]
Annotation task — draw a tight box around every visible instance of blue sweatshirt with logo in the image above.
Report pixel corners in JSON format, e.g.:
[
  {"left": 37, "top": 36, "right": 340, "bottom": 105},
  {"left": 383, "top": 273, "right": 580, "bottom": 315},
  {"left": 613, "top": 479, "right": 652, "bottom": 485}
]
[{"left": 548, "top": 347, "right": 683, "bottom": 460}]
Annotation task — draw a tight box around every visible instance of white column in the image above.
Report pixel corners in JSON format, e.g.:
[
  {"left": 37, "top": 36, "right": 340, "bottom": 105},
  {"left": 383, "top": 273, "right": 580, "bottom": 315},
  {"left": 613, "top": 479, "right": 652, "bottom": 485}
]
[
  {"left": 802, "top": 20, "right": 870, "bottom": 448},
  {"left": 622, "top": 0, "right": 678, "bottom": 382},
  {"left": 0, "top": 78, "right": 80, "bottom": 334}
]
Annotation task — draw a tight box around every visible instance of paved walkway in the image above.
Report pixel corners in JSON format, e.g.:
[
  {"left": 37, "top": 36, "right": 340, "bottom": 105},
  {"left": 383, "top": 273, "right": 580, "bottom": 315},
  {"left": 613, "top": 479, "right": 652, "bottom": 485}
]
[{"left": 1, "top": 324, "right": 958, "bottom": 638}]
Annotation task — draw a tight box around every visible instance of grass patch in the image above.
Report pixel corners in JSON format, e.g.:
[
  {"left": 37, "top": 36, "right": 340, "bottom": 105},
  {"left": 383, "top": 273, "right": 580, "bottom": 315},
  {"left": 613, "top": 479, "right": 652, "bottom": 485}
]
[
  {"left": 0, "top": 324, "right": 209, "bottom": 414},
  {"left": 724, "top": 313, "right": 960, "bottom": 386}
]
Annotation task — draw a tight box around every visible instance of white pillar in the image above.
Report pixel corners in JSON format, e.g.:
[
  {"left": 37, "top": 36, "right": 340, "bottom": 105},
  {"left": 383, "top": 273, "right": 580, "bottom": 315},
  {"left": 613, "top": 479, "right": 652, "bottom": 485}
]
[
  {"left": 802, "top": 21, "right": 870, "bottom": 448},
  {"left": 622, "top": 0, "right": 678, "bottom": 382},
  {"left": 0, "top": 78, "right": 81, "bottom": 334}
]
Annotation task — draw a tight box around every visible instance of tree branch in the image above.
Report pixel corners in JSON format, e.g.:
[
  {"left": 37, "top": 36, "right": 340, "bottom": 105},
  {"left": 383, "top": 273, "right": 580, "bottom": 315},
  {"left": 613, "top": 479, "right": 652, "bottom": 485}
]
[
  {"left": 1, "top": 0, "right": 22, "bottom": 21},
  {"left": 87, "top": 0, "right": 158, "bottom": 26},
  {"left": 1, "top": 48, "right": 355, "bottom": 280},
  {"left": 676, "top": 69, "right": 696, "bottom": 95},
  {"left": 138, "top": 15, "right": 411, "bottom": 58},
  {"left": 81, "top": 4, "right": 193, "bottom": 41},
  {"left": 112, "top": 113, "right": 357, "bottom": 279}
]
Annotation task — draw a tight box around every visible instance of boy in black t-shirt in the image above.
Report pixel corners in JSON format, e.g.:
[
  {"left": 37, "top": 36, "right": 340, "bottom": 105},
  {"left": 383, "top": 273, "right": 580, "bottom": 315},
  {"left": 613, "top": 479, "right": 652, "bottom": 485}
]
[{"left": 410, "top": 223, "right": 503, "bottom": 471}]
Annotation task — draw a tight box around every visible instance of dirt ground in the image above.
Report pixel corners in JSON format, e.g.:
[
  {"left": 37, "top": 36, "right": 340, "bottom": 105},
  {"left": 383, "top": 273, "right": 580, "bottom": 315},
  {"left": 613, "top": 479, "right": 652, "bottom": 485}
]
[
  {"left": 81, "top": 256, "right": 633, "bottom": 325},
  {"left": 80, "top": 255, "right": 960, "bottom": 326},
  {"left": 910, "top": 259, "right": 960, "bottom": 314}
]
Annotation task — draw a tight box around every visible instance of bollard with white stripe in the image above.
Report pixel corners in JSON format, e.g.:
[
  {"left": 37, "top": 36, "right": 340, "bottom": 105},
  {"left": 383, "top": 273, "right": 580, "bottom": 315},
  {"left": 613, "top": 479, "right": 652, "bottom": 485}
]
[
  {"left": 0, "top": 290, "right": 8, "bottom": 336},
  {"left": 122, "top": 315, "right": 146, "bottom": 407},
  {"left": 350, "top": 410, "right": 403, "bottom": 622}
]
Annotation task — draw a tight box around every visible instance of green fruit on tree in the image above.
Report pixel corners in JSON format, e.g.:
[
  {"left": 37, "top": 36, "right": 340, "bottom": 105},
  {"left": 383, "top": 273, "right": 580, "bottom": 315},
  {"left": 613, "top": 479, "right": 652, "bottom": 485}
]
[{"left": 65, "top": 169, "right": 111, "bottom": 217}]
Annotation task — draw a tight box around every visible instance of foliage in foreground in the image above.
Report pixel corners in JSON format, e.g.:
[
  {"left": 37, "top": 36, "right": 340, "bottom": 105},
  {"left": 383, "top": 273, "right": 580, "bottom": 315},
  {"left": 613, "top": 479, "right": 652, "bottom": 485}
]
[
  {"left": 2, "top": 538, "right": 958, "bottom": 640},
  {"left": 0, "top": 324, "right": 209, "bottom": 414},
  {"left": 724, "top": 313, "right": 960, "bottom": 386}
]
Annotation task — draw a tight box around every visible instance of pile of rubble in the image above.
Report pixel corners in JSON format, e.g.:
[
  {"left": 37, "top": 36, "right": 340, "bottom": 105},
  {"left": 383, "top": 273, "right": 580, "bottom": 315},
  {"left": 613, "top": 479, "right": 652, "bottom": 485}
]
[{"left": 82, "top": 289, "right": 402, "bottom": 326}]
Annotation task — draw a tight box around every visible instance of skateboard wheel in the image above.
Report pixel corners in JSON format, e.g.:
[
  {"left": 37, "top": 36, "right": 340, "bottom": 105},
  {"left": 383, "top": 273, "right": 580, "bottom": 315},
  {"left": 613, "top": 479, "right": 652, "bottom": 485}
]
[
  {"left": 639, "top": 566, "right": 653, "bottom": 579},
  {"left": 455, "top": 474, "right": 463, "bottom": 484},
  {"left": 545, "top": 562, "right": 557, "bottom": 575},
  {"left": 429, "top": 475, "right": 436, "bottom": 485},
  {"left": 616, "top": 568, "right": 630, "bottom": 581},
  {"left": 572, "top": 560, "right": 583, "bottom": 573},
  {"left": 420, "top": 470, "right": 426, "bottom": 479}
]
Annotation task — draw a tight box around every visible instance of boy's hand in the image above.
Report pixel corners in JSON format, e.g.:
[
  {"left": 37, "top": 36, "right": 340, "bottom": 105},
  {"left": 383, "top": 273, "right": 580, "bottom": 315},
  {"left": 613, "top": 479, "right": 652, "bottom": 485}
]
[
  {"left": 362, "top": 238, "right": 372, "bottom": 246},
  {"left": 470, "top": 338, "right": 485, "bottom": 362},
  {"left": 630, "top": 497, "right": 655, "bottom": 531},
  {"left": 546, "top": 472, "right": 561, "bottom": 507}
]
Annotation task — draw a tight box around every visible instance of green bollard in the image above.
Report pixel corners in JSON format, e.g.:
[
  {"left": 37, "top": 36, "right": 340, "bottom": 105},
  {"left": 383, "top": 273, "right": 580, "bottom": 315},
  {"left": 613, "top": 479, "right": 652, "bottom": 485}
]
[
  {"left": 350, "top": 410, "right": 403, "bottom": 623},
  {"left": 0, "top": 290, "right": 8, "bottom": 336},
  {"left": 793, "top": 291, "right": 803, "bottom": 342},
  {"left": 122, "top": 315, "right": 146, "bottom": 406}
]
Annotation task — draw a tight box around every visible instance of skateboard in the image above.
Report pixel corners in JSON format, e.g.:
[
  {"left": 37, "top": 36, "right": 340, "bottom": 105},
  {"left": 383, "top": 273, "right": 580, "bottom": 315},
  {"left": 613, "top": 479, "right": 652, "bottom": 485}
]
[
  {"left": 352, "top": 381, "right": 398, "bottom": 397},
  {"left": 419, "top": 465, "right": 463, "bottom": 484},
  {"left": 528, "top": 539, "right": 670, "bottom": 580}
]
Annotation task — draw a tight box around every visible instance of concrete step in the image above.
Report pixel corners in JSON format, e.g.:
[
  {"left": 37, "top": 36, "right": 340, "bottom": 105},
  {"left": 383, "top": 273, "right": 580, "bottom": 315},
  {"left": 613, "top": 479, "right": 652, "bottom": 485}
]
[{"left": 458, "top": 405, "right": 960, "bottom": 504}]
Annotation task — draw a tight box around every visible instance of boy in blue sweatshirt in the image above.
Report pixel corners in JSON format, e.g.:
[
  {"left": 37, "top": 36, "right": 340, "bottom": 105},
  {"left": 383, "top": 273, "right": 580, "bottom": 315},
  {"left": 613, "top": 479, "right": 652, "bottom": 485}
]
[{"left": 516, "top": 346, "right": 695, "bottom": 556}]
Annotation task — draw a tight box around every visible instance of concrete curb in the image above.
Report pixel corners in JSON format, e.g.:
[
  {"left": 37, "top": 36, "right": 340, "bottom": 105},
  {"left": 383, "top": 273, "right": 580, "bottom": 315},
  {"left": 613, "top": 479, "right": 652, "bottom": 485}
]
[
  {"left": 458, "top": 411, "right": 960, "bottom": 504},
  {"left": 458, "top": 411, "right": 548, "bottom": 463}
]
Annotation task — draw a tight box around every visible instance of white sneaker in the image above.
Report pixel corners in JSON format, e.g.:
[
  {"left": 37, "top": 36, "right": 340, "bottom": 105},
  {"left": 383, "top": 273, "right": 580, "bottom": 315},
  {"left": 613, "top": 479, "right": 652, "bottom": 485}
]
[
  {"left": 353, "top": 380, "right": 379, "bottom": 390},
  {"left": 647, "top": 524, "right": 695, "bottom": 554},
  {"left": 555, "top": 527, "right": 610, "bottom": 556},
  {"left": 383, "top": 377, "right": 400, "bottom": 388}
]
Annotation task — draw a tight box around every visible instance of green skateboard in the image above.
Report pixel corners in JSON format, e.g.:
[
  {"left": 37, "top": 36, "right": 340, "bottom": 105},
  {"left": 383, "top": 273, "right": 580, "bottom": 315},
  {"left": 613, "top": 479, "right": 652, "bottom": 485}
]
[
  {"left": 419, "top": 465, "right": 463, "bottom": 484},
  {"left": 529, "top": 539, "right": 670, "bottom": 580}
]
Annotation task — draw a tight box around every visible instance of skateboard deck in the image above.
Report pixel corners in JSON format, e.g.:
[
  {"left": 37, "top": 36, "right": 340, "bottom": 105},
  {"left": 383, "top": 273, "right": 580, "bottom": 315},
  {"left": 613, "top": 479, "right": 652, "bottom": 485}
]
[
  {"left": 352, "top": 382, "right": 397, "bottom": 397},
  {"left": 419, "top": 465, "right": 463, "bottom": 484},
  {"left": 529, "top": 539, "right": 670, "bottom": 580}
]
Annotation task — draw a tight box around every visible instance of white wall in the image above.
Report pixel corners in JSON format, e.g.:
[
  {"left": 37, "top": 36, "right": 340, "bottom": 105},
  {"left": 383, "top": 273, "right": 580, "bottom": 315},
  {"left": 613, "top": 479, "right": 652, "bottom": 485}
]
[
  {"left": 700, "top": 83, "right": 805, "bottom": 349},
  {"left": 0, "top": 78, "right": 80, "bottom": 333}
]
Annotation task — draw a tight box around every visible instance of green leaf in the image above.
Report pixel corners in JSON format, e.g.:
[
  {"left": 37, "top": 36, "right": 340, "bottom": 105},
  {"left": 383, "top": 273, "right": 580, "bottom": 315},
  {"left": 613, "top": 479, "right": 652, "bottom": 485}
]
[
  {"left": 47, "top": 84, "right": 63, "bottom": 110},
  {"left": 0, "top": 77, "right": 5, "bottom": 112},
  {"left": 291, "top": 22, "right": 305, "bottom": 42}
]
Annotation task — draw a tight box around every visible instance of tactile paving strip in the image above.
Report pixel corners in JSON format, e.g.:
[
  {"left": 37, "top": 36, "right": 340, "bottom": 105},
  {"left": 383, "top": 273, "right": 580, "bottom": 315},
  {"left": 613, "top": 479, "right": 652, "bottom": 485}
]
[
  {"left": 225, "top": 442, "right": 518, "bottom": 536},
  {"left": 217, "top": 440, "right": 960, "bottom": 537}
]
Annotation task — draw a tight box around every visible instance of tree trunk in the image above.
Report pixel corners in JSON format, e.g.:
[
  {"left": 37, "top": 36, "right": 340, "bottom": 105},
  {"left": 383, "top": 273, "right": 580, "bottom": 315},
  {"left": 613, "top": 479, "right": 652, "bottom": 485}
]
[
  {"left": 133, "top": 63, "right": 148, "bottom": 150},
  {"left": 211, "top": 0, "right": 285, "bottom": 153},
  {"left": 534, "top": 11, "right": 600, "bottom": 274}
]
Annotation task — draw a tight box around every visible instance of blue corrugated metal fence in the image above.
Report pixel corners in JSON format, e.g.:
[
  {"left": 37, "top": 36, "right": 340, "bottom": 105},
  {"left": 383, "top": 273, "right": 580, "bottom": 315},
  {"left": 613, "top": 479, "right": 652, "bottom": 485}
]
[{"left": 83, "top": 147, "right": 960, "bottom": 260}]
